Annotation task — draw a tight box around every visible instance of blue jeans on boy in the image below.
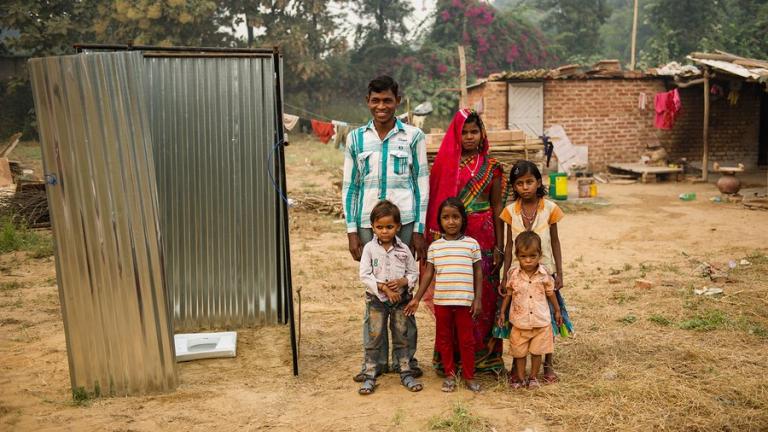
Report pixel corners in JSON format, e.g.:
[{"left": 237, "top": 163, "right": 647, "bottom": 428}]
[
  {"left": 358, "top": 223, "right": 420, "bottom": 376},
  {"left": 363, "top": 294, "right": 413, "bottom": 381}
]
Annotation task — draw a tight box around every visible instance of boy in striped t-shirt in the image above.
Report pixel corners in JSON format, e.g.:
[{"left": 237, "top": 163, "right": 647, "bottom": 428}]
[{"left": 406, "top": 197, "right": 483, "bottom": 392}]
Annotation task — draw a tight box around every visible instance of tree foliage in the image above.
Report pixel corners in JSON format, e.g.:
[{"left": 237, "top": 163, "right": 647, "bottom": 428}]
[
  {"left": 429, "top": 0, "right": 555, "bottom": 77},
  {"left": 353, "top": 0, "right": 414, "bottom": 46},
  {"left": 244, "top": 0, "right": 348, "bottom": 99},
  {"left": 639, "top": 0, "right": 721, "bottom": 64},
  {"left": 90, "top": 0, "right": 238, "bottom": 47},
  {"left": 1, "top": 0, "right": 96, "bottom": 56},
  {"left": 536, "top": 0, "right": 611, "bottom": 61},
  {"left": 717, "top": 0, "right": 768, "bottom": 59}
]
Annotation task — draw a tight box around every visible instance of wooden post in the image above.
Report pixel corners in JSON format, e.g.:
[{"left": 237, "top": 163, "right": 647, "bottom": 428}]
[
  {"left": 246, "top": 15, "right": 254, "bottom": 47},
  {"left": 458, "top": 45, "right": 468, "bottom": 108},
  {"left": 630, "top": 0, "right": 639, "bottom": 70},
  {"left": 702, "top": 68, "right": 710, "bottom": 181},
  {"left": 406, "top": 97, "right": 411, "bottom": 124}
]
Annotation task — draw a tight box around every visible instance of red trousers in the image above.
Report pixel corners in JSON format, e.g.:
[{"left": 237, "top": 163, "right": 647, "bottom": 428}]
[{"left": 434, "top": 304, "right": 475, "bottom": 380}]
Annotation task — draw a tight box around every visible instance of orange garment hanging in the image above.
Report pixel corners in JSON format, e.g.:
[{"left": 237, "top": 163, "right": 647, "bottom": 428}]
[{"left": 311, "top": 119, "right": 334, "bottom": 143}]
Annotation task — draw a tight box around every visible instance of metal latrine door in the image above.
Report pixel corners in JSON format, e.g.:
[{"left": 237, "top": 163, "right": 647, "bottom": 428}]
[
  {"left": 508, "top": 82, "right": 544, "bottom": 136},
  {"left": 28, "top": 52, "right": 177, "bottom": 396}
]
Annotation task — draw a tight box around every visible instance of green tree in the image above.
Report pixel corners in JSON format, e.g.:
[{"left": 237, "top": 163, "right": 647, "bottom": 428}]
[
  {"left": 353, "top": 0, "right": 414, "bottom": 46},
  {"left": 1, "top": 0, "right": 100, "bottom": 140},
  {"left": 428, "top": 0, "right": 554, "bottom": 76},
  {"left": 536, "top": 0, "right": 611, "bottom": 61},
  {"left": 639, "top": 0, "right": 722, "bottom": 65},
  {"left": 720, "top": 0, "right": 768, "bottom": 59},
  {"left": 243, "top": 0, "right": 348, "bottom": 101},
  {"left": 91, "top": 0, "right": 237, "bottom": 46},
  {"left": 1, "top": 0, "right": 96, "bottom": 56},
  {"left": 598, "top": 0, "right": 652, "bottom": 66}
]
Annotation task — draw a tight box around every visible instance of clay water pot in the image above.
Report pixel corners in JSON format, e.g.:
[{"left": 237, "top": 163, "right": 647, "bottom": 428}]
[{"left": 716, "top": 173, "right": 741, "bottom": 194}]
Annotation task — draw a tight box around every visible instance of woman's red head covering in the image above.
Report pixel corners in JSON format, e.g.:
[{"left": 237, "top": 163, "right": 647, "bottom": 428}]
[{"left": 425, "top": 109, "right": 489, "bottom": 240}]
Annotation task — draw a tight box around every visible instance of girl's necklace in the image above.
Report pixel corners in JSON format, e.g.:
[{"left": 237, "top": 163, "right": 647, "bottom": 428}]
[
  {"left": 521, "top": 199, "right": 538, "bottom": 228},
  {"left": 461, "top": 153, "right": 481, "bottom": 176}
]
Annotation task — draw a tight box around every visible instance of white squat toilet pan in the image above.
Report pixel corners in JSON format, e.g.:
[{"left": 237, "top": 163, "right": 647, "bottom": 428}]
[{"left": 174, "top": 331, "right": 237, "bottom": 362}]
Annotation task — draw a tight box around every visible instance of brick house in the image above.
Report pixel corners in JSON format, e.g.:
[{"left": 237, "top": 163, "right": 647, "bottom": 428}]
[{"left": 467, "top": 60, "right": 768, "bottom": 173}]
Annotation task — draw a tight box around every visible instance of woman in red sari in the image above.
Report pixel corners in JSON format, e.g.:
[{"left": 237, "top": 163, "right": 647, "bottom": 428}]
[{"left": 425, "top": 109, "right": 506, "bottom": 374}]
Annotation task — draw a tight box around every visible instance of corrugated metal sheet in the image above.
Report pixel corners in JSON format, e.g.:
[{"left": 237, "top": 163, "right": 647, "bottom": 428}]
[
  {"left": 28, "top": 52, "right": 177, "bottom": 396},
  {"left": 144, "top": 55, "right": 286, "bottom": 330}
]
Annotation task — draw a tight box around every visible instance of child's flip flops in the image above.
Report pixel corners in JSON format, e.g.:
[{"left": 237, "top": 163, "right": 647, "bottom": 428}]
[
  {"left": 358, "top": 379, "right": 377, "bottom": 395},
  {"left": 441, "top": 378, "right": 456, "bottom": 392},
  {"left": 401, "top": 375, "right": 423, "bottom": 392}
]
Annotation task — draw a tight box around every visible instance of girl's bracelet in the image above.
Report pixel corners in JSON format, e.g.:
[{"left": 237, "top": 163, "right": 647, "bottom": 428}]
[{"left": 494, "top": 246, "right": 504, "bottom": 255}]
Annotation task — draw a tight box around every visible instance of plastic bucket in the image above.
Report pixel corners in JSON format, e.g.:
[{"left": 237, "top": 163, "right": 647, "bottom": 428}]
[{"left": 548, "top": 172, "right": 568, "bottom": 200}]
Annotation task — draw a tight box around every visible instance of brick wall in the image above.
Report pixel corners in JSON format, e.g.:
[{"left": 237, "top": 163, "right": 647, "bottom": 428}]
[
  {"left": 467, "top": 81, "right": 508, "bottom": 130},
  {"left": 543, "top": 79, "right": 668, "bottom": 172},
  {"left": 663, "top": 84, "right": 762, "bottom": 168}
]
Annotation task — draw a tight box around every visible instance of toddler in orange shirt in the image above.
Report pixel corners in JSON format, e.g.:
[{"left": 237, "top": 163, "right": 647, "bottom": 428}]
[{"left": 498, "top": 231, "right": 562, "bottom": 389}]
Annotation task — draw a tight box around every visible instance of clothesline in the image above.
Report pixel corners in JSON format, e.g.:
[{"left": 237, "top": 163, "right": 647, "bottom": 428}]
[
  {"left": 282, "top": 103, "right": 426, "bottom": 148},
  {"left": 282, "top": 110, "right": 355, "bottom": 149},
  {"left": 283, "top": 102, "right": 365, "bottom": 127}
]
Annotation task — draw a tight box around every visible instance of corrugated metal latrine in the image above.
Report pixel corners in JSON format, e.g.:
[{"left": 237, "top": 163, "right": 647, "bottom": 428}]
[
  {"left": 28, "top": 52, "right": 177, "bottom": 395},
  {"left": 144, "top": 54, "right": 288, "bottom": 330}
]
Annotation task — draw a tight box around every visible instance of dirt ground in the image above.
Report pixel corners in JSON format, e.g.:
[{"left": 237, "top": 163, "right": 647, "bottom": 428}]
[{"left": 1, "top": 137, "right": 767, "bottom": 431}]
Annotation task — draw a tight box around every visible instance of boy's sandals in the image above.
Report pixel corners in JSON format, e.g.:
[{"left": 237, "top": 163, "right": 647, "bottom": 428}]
[
  {"left": 353, "top": 366, "right": 422, "bottom": 382},
  {"left": 527, "top": 377, "right": 541, "bottom": 389},
  {"left": 465, "top": 380, "right": 481, "bottom": 393},
  {"left": 441, "top": 378, "right": 456, "bottom": 392},
  {"left": 401, "top": 375, "right": 423, "bottom": 392},
  {"left": 358, "top": 379, "right": 377, "bottom": 395}
]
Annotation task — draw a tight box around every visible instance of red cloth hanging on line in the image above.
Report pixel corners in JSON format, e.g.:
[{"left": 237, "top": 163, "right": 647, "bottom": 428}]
[
  {"left": 311, "top": 119, "right": 335, "bottom": 143},
  {"left": 654, "top": 89, "right": 681, "bottom": 129}
]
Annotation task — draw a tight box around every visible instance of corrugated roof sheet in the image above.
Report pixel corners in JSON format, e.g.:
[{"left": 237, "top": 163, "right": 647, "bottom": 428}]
[{"left": 687, "top": 52, "right": 768, "bottom": 82}]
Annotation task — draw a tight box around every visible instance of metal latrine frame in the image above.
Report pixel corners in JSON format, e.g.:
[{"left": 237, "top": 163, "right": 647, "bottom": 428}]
[
  {"left": 30, "top": 45, "right": 298, "bottom": 397},
  {"left": 82, "top": 45, "right": 296, "bottom": 374}
]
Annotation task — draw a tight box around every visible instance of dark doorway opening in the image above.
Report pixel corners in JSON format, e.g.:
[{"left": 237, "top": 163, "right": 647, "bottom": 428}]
[{"left": 759, "top": 90, "right": 768, "bottom": 166}]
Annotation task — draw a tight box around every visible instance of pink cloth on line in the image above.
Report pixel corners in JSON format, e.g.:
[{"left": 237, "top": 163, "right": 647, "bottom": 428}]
[{"left": 654, "top": 88, "right": 681, "bottom": 129}]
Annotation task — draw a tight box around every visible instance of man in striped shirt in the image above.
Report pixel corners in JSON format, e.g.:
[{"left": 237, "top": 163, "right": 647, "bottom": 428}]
[
  {"left": 342, "top": 76, "right": 429, "bottom": 261},
  {"left": 343, "top": 76, "right": 429, "bottom": 382}
]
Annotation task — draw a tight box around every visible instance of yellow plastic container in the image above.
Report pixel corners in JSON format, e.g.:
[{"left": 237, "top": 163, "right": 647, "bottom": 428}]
[{"left": 548, "top": 172, "right": 568, "bottom": 200}]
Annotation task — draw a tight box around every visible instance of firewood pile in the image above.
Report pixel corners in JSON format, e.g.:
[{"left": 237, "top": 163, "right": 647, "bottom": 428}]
[
  {"left": 0, "top": 182, "right": 50, "bottom": 228},
  {"left": 291, "top": 191, "right": 343, "bottom": 217},
  {"left": 425, "top": 129, "right": 545, "bottom": 171}
]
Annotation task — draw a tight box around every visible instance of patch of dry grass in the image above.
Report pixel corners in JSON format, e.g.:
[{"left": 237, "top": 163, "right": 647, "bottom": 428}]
[{"left": 504, "top": 248, "right": 768, "bottom": 431}]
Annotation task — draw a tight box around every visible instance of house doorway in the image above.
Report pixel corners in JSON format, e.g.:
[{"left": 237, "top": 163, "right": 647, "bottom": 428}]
[
  {"left": 508, "top": 82, "right": 544, "bottom": 136},
  {"left": 759, "top": 90, "right": 768, "bottom": 166}
]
